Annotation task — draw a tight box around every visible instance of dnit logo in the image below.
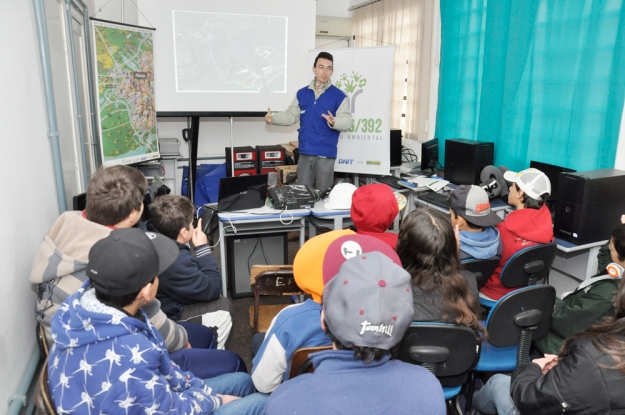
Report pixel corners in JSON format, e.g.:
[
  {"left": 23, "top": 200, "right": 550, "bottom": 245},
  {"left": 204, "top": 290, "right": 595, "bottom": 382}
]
[
  {"left": 335, "top": 71, "right": 367, "bottom": 113},
  {"left": 338, "top": 159, "right": 354, "bottom": 165}
]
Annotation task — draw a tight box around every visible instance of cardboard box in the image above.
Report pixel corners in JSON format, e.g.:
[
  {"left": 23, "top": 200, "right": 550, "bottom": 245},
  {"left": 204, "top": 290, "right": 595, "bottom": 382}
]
[
  {"left": 276, "top": 165, "right": 297, "bottom": 186},
  {"left": 279, "top": 143, "right": 296, "bottom": 158},
  {"left": 288, "top": 140, "right": 299, "bottom": 149}
]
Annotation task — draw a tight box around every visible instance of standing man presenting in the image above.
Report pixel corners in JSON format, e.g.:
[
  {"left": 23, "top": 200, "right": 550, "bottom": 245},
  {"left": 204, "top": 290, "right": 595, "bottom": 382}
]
[{"left": 266, "top": 52, "right": 352, "bottom": 193}]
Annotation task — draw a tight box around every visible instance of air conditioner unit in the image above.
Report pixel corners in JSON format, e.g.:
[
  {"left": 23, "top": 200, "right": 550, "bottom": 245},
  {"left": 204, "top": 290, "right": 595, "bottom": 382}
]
[{"left": 315, "top": 16, "right": 352, "bottom": 38}]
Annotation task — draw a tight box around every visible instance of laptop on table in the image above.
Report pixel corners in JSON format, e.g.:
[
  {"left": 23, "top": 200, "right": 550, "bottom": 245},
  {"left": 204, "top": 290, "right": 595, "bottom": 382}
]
[{"left": 217, "top": 174, "right": 268, "bottom": 212}]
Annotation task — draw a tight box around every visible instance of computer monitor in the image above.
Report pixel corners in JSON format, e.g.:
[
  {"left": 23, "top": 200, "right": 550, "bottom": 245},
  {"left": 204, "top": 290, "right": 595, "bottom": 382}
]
[
  {"left": 529, "top": 160, "right": 576, "bottom": 205},
  {"left": 420, "top": 138, "right": 439, "bottom": 176}
]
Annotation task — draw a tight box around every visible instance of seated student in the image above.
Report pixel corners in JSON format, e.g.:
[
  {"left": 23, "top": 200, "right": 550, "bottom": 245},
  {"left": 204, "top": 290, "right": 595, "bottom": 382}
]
[
  {"left": 534, "top": 223, "right": 625, "bottom": 355},
  {"left": 397, "top": 208, "right": 482, "bottom": 333},
  {"left": 30, "top": 165, "right": 244, "bottom": 379},
  {"left": 350, "top": 183, "right": 399, "bottom": 249},
  {"left": 449, "top": 184, "right": 502, "bottom": 260},
  {"left": 480, "top": 168, "right": 554, "bottom": 301},
  {"left": 251, "top": 229, "right": 353, "bottom": 393},
  {"left": 597, "top": 214, "right": 625, "bottom": 272},
  {"left": 265, "top": 243, "right": 445, "bottom": 415},
  {"left": 143, "top": 195, "right": 232, "bottom": 349},
  {"left": 48, "top": 228, "right": 266, "bottom": 415},
  {"left": 472, "top": 276, "right": 625, "bottom": 415}
]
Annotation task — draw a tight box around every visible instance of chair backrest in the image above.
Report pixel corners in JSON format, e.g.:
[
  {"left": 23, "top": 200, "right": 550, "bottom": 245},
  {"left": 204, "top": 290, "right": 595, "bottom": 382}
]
[
  {"left": 250, "top": 265, "right": 302, "bottom": 296},
  {"left": 35, "top": 359, "right": 56, "bottom": 415},
  {"left": 485, "top": 284, "right": 556, "bottom": 348},
  {"left": 250, "top": 265, "right": 305, "bottom": 332},
  {"left": 462, "top": 257, "right": 501, "bottom": 288},
  {"left": 500, "top": 243, "right": 557, "bottom": 288},
  {"left": 398, "top": 323, "right": 481, "bottom": 387},
  {"left": 288, "top": 345, "right": 333, "bottom": 379},
  {"left": 36, "top": 322, "right": 49, "bottom": 358}
]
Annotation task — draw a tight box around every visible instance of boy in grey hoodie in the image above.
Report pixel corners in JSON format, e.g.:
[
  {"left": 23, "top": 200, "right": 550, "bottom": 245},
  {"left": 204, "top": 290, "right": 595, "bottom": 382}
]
[{"left": 449, "top": 185, "right": 502, "bottom": 260}]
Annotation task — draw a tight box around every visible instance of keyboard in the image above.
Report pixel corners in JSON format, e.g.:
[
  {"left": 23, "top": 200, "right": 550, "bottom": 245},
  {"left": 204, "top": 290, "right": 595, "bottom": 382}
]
[
  {"left": 418, "top": 191, "right": 450, "bottom": 209},
  {"left": 376, "top": 175, "right": 403, "bottom": 189}
]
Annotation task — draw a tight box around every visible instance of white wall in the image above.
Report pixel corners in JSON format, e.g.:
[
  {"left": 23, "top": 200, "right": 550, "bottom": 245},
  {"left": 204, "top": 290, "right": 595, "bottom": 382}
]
[
  {"left": 317, "top": 0, "right": 351, "bottom": 17},
  {"left": 0, "top": 0, "right": 62, "bottom": 408}
]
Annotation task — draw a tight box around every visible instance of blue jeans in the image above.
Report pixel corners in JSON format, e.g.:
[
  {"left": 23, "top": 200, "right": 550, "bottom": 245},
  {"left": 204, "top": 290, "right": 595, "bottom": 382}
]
[
  {"left": 472, "top": 374, "right": 519, "bottom": 415},
  {"left": 203, "top": 372, "right": 268, "bottom": 415},
  {"left": 170, "top": 322, "right": 247, "bottom": 379}
]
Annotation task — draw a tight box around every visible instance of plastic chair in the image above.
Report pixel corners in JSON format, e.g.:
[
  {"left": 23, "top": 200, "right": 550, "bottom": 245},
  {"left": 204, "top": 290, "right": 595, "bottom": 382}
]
[
  {"left": 34, "top": 358, "right": 56, "bottom": 415},
  {"left": 287, "top": 345, "right": 333, "bottom": 379},
  {"left": 398, "top": 323, "right": 481, "bottom": 415},
  {"left": 249, "top": 265, "right": 305, "bottom": 332},
  {"left": 480, "top": 243, "right": 557, "bottom": 309},
  {"left": 465, "top": 284, "right": 556, "bottom": 413},
  {"left": 462, "top": 257, "right": 500, "bottom": 289}
]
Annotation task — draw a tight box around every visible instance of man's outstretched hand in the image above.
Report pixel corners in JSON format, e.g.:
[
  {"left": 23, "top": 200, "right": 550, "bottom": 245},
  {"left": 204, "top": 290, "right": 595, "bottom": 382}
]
[
  {"left": 321, "top": 110, "right": 335, "bottom": 127},
  {"left": 265, "top": 107, "right": 273, "bottom": 124}
]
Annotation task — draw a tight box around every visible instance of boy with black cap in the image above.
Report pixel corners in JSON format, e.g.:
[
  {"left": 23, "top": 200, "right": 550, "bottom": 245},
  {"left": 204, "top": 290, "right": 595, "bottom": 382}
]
[
  {"left": 481, "top": 168, "right": 554, "bottom": 300},
  {"left": 265, "top": 236, "right": 445, "bottom": 415},
  {"left": 449, "top": 184, "right": 502, "bottom": 260},
  {"left": 47, "top": 228, "right": 266, "bottom": 415}
]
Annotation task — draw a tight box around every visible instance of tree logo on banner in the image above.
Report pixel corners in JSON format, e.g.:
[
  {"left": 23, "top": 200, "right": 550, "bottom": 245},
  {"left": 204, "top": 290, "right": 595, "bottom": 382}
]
[
  {"left": 336, "top": 71, "right": 367, "bottom": 113},
  {"left": 336, "top": 71, "right": 381, "bottom": 134}
]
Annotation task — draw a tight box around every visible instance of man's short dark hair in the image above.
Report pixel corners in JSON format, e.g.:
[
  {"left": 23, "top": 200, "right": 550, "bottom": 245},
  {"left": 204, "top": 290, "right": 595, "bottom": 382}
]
[
  {"left": 450, "top": 208, "right": 482, "bottom": 230},
  {"left": 515, "top": 183, "right": 547, "bottom": 209},
  {"left": 325, "top": 320, "right": 399, "bottom": 364},
  {"left": 314, "top": 52, "right": 334, "bottom": 67},
  {"left": 94, "top": 276, "right": 155, "bottom": 309},
  {"left": 85, "top": 166, "right": 147, "bottom": 226},
  {"left": 149, "top": 195, "right": 195, "bottom": 240}
]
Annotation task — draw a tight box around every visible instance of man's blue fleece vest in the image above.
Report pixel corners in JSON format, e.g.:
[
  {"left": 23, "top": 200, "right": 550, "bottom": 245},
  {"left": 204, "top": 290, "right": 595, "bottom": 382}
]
[{"left": 296, "top": 85, "right": 346, "bottom": 159}]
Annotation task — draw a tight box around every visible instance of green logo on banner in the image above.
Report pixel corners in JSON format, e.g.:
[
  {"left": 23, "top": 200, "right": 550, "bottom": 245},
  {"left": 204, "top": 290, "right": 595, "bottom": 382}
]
[{"left": 336, "top": 71, "right": 367, "bottom": 113}]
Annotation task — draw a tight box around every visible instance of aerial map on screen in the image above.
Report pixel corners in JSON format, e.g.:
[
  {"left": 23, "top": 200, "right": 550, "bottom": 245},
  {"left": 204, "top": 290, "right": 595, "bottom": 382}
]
[
  {"left": 93, "top": 21, "right": 159, "bottom": 166},
  {"left": 173, "top": 11, "right": 287, "bottom": 93}
]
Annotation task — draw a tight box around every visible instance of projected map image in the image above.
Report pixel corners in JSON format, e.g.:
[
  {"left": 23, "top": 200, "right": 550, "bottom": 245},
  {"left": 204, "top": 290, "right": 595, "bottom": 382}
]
[
  {"left": 173, "top": 11, "right": 287, "bottom": 93},
  {"left": 94, "top": 22, "right": 159, "bottom": 166}
]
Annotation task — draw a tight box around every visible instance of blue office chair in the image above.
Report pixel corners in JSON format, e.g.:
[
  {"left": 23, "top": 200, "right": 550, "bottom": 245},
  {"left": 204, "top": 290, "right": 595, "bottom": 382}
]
[
  {"left": 465, "top": 284, "right": 556, "bottom": 413},
  {"left": 479, "top": 243, "right": 557, "bottom": 309},
  {"left": 398, "top": 323, "right": 481, "bottom": 415},
  {"left": 462, "top": 257, "right": 500, "bottom": 289}
]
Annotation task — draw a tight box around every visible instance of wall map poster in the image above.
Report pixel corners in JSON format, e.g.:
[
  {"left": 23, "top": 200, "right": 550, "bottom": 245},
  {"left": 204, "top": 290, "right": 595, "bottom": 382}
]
[{"left": 92, "top": 20, "right": 159, "bottom": 166}]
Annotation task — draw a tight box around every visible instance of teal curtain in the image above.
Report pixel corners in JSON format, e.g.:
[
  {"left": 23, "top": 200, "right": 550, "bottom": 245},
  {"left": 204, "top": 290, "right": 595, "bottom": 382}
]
[{"left": 435, "top": 0, "right": 625, "bottom": 172}]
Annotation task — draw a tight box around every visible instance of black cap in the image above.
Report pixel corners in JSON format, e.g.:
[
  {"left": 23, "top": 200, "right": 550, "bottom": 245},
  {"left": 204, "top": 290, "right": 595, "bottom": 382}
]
[{"left": 86, "top": 228, "right": 178, "bottom": 296}]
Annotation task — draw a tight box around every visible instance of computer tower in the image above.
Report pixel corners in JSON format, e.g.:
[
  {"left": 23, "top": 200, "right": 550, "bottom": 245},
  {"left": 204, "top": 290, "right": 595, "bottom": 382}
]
[
  {"left": 256, "top": 145, "right": 286, "bottom": 174},
  {"left": 225, "top": 146, "right": 257, "bottom": 177},
  {"left": 226, "top": 233, "right": 288, "bottom": 298},
  {"left": 444, "top": 139, "right": 494, "bottom": 185},
  {"left": 390, "top": 129, "right": 402, "bottom": 167},
  {"left": 554, "top": 169, "right": 625, "bottom": 245}
]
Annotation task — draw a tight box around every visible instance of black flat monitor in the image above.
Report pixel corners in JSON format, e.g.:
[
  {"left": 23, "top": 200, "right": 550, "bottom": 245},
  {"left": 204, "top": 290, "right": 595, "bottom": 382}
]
[
  {"left": 420, "top": 138, "right": 439, "bottom": 176},
  {"left": 529, "top": 161, "right": 576, "bottom": 205}
]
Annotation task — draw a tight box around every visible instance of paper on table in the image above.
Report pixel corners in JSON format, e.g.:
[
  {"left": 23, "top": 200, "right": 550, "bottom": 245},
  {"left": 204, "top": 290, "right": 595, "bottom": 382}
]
[{"left": 407, "top": 176, "right": 450, "bottom": 192}]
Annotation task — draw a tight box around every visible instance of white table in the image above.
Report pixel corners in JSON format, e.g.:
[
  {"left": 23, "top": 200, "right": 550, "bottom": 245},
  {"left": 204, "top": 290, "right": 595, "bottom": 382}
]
[
  {"left": 217, "top": 207, "right": 309, "bottom": 297},
  {"left": 549, "top": 238, "right": 608, "bottom": 297},
  {"left": 308, "top": 201, "right": 353, "bottom": 238}
]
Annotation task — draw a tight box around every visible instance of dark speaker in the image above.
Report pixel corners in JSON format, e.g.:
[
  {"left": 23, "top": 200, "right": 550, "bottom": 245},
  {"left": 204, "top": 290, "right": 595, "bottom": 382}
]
[
  {"left": 390, "top": 129, "right": 402, "bottom": 167},
  {"left": 554, "top": 169, "right": 625, "bottom": 245},
  {"left": 444, "top": 139, "right": 494, "bottom": 185},
  {"left": 226, "top": 233, "right": 288, "bottom": 298}
]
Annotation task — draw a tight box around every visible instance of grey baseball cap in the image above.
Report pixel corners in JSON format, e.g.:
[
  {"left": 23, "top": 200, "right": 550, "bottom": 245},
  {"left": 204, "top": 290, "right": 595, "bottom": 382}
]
[
  {"left": 503, "top": 168, "right": 551, "bottom": 200},
  {"left": 322, "top": 252, "right": 413, "bottom": 350},
  {"left": 450, "top": 185, "right": 503, "bottom": 228}
]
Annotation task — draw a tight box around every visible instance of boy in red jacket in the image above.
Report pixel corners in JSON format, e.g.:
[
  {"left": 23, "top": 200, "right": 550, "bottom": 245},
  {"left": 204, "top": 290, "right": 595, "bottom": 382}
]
[{"left": 480, "top": 168, "right": 554, "bottom": 300}]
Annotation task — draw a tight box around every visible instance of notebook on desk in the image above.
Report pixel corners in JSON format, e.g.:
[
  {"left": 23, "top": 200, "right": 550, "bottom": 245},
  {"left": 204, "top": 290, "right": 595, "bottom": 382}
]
[{"left": 217, "top": 174, "right": 268, "bottom": 212}]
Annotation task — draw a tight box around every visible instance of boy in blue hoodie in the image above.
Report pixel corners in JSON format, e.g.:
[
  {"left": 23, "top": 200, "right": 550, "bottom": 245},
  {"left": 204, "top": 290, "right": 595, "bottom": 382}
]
[
  {"left": 48, "top": 228, "right": 266, "bottom": 415},
  {"left": 449, "top": 185, "right": 502, "bottom": 260}
]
